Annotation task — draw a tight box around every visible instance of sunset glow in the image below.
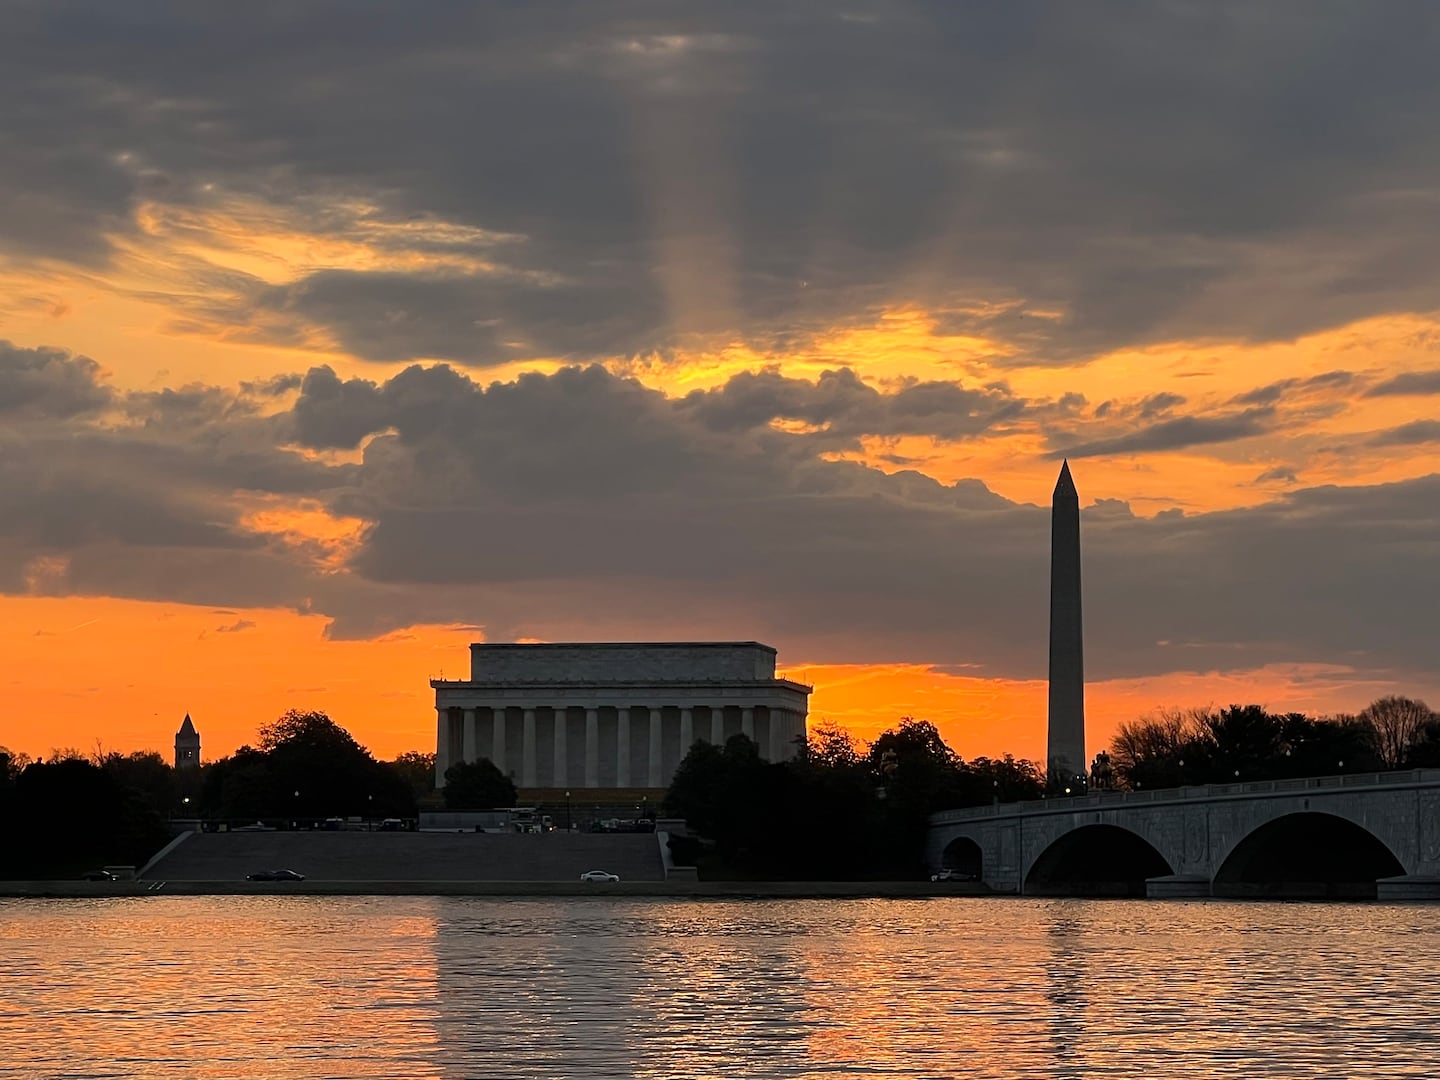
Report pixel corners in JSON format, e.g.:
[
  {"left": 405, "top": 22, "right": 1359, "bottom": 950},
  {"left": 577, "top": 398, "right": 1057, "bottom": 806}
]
[{"left": 3, "top": 4, "right": 1438, "bottom": 771}]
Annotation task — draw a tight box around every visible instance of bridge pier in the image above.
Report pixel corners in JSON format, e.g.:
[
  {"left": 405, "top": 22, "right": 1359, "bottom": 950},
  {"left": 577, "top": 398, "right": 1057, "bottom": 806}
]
[
  {"left": 1377, "top": 875, "right": 1440, "bottom": 901},
  {"left": 1145, "top": 874, "right": 1211, "bottom": 899}
]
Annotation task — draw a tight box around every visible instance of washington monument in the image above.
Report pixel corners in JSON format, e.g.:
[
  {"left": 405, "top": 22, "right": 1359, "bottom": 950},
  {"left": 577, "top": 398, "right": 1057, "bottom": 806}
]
[{"left": 1047, "top": 459, "right": 1086, "bottom": 787}]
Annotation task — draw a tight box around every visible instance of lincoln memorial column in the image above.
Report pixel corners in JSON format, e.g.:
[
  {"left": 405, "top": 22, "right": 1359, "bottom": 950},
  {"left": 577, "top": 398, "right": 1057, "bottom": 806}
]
[
  {"left": 553, "top": 708, "right": 568, "bottom": 789},
  {"left": 768, "top": 709, "right": 782, "bottom": 762},
  {"left": 522, "top": 708, "right": 537, "bottom": 787},
  {"left": 492, "top": 708, "right": 506, "bottom": 776},
  {"left": 462, "top": 708, "right": 477, "bottom": 765},
  {"left": 617, "top": 707, "right": 631, "bottom": 787},
  {"left": 711, "top": 706, "right": 725, "bottom": 743},
  {"left": 648, "top": 707, "right": 663, "bottom": 787},
  {"left": 741, "top": 706, "right": 755, "bottom": 741},
  {"left": 679, "top": 707, "right": 693, "bottom": 755},
  {"left": 435, "top": 708, "right": 451, "bottom": 785},
  {"left": 585, "top": 708, "right": 599, "bottom": 788}
]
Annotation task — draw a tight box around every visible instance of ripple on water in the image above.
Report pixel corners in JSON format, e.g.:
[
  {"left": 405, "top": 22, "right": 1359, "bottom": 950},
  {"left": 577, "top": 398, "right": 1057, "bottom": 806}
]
[{"left": 1, "top": 896, "right": 1438, "bottom": 1078}]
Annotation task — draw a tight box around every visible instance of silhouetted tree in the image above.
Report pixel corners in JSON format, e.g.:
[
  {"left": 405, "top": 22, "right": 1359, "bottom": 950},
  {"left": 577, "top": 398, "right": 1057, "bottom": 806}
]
[
  {"left": 200, "top": 711, "right": 415, "bottom": 821},
  {"left": 98, "top": 751, "right": 177, "bottom": 817},
  {"left": 392, "top": 751, "right": 438, "bottom": 802},
  {"left": 1410, "top": 715, "right": 1440, "bottom": 768},
  {"left": 0, "top": 757, "right": 169, "bottom": 878},
  {"left": 1109, "top": 704, "right": 1387, "bottom": 789},
  {"left": 1362, "top": 696, "right": 1437, "bottom": 768},
  {"left": 663, "top": 719, "right": 1042, "bottom": 881},
  {"left": 442, "top": 759, "right": 516, "bottom": 810}
]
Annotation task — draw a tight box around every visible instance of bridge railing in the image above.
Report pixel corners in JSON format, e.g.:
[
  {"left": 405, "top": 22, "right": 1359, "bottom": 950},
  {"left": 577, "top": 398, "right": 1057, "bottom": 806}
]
[{"left": 929, "top": 768, "right": 1440, "bottom": 824}]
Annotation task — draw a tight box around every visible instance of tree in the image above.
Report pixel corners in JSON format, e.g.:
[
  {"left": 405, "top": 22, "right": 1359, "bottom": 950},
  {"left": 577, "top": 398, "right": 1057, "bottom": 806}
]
[
  {"left": 201, "top": 711, "right": 416, "bottom": 820},
  {"left": 442, "top": 759, "right": 516, "bottom": 810},
  {"left": 1409, "top": 715, "right": 1440, "bottom": 768},
  {"left": 98, "top": 751, "right": 177, "bottom": 818},
  {"left": 1, "top": 757, "right": 169, "bottom": 877},
  {"left": 1111, "top": 708, "right": 1203, "bottom": 788},
  {"left": 259, "top": 709, "right": 364, "bottom": 755},
  {"left": 1362, "top": 696, "right": 1436, "bottom": 768},
  {"left": 391, "top": 751, "right": 438, "bottom": 802},
  {"left": 802, "top": 720, "right": 862, "bottom": 770}
]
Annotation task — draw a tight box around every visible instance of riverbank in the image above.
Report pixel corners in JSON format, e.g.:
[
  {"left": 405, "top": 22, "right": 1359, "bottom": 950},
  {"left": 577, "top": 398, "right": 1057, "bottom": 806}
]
[{"left": 1, "top": 879, "right": 988, "bottom": 899}]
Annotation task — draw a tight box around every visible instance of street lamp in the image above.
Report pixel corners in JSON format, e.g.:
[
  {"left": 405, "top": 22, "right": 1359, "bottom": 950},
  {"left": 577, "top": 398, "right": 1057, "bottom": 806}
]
[{"left": 565, "top": 790, "right": 572, "bottom": 833}]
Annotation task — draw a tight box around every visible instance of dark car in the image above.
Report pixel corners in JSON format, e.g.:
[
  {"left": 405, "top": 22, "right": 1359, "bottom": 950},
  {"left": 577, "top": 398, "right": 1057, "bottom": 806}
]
[
  {"left": 246, "top": 869, "right": 306, "bottom": 882},
  {"left": 80, "top": 869, "right": 115, "bottom": 881}
]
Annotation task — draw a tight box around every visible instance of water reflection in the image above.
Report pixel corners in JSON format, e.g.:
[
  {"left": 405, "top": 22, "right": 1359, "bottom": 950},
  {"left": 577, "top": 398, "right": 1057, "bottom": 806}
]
[{"left": 1, "top": 897, "right": 1438, "bottom": 1078}]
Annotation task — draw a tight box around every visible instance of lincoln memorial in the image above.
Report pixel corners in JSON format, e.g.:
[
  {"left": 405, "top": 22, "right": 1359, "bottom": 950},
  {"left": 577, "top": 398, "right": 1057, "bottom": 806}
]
[{"left": 431, "top": 641, "right": 813, "bottom": 790}]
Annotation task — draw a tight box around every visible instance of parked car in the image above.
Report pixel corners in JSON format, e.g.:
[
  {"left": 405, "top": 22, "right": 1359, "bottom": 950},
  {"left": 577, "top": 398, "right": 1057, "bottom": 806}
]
[
  {"left": 579, "top": 870, "right": 620, "bottom": 883},
  {"left": 80, "top": 869, "right": 115, "bottom": 881},
  {"left": 247, "top": 869, "right": 306, "bottom": 882},
  {"left": 930, "top": 868, "right": 977, "bottom": 883}
]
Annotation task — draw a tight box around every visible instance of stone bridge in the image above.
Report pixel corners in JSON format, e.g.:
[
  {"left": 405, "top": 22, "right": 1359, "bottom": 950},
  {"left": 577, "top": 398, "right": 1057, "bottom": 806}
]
[{"left": 927, "top": 769, "right": 1440, "bottom": 900}]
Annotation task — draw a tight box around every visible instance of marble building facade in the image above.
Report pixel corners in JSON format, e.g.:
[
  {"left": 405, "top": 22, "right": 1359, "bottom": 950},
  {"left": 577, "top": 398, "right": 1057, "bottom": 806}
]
[{"left": 431, "top": 642, "right": 812, "bottom": 790}]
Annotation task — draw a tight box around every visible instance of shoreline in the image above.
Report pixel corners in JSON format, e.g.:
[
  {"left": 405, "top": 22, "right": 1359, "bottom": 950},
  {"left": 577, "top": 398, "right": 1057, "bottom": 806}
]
[{"left": 0, "top": 879, "right": 986, "bottom": 899}]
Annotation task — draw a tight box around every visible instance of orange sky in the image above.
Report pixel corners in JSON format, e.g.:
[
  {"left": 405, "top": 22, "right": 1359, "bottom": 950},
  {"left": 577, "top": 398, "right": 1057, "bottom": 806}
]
[
  {"left": 1, "top": 250, "right": 1436, "bottom": 763},
  {"left": 3, "top": 10, "right": 1438, "bottom": 769},
  {"left": 2, "top": 593, "right": 1424, "bottom": 765}
]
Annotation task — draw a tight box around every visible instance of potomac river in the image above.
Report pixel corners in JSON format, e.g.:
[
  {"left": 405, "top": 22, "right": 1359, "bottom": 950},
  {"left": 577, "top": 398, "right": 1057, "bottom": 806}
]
[{"left": 2, "top": 896, "right": 1438, "bottom": 1078}]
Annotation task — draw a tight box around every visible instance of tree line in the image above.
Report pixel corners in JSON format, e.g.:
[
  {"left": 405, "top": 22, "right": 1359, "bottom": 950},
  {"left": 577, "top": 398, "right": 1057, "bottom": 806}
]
[
  {"left": 0, "top": 710, "right": 439, "bottom": 879},
  {"left": 663, "top": 718, "right": 1045, "bottom": 880},
  {"left": 1103, "top": 696, "right": 1440, "bottom": 791}
]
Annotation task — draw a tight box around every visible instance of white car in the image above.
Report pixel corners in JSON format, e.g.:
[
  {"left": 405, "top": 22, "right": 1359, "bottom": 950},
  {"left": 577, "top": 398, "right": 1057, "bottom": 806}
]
[{"left": 579, "top": 870, "right": 620, "bottom": 883}]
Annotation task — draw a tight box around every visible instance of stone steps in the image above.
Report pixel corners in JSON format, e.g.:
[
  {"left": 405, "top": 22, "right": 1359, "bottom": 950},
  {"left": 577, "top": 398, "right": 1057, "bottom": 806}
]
[{"left": 145, "top": 830, "right": 664, "bottom": 882}]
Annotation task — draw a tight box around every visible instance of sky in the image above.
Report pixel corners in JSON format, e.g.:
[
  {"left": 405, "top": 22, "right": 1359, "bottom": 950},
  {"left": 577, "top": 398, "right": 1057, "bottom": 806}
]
[{"left": 2, "top": 1, "right": 1439, "bottom": 765}]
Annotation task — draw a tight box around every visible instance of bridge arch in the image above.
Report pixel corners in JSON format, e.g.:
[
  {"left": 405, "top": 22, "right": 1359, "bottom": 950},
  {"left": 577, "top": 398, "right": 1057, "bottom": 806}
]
[
  {"left": 1024, "top": 824, "right": 1174, "bottom": 897},
  {"left": 1213, "top": 812, "right": 1405, "bottom": 899},
  {"left": 940, "top": 836, "right": 983, "bottom": 879}
]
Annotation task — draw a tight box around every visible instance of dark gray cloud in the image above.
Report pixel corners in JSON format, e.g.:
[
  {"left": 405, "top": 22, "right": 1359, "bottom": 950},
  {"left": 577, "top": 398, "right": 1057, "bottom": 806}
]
[
  {"left": 0, "top": 342, "right": 112, "bottom": 418},
  {"left": 1368, "top": 419, "right": 1440, "bottom": 447},
  {"left": 5, "top": 3, "right": 1440, "bottom": 362},
  {"left": 255, "top": 270, "right": 667, "bottom": 366},
  {"left": 1365, "top": 369, "right": 1440, "bottom": 397},
  {"left": 676, "top": 366, "right": 1024, "bottom": 445},
  {"left": 1232, "top": 370, "right": 1356, "bottom": 407},
  {"left": 0, "top": 352, "right": 1437, "bottom": 687},
  {"left": 1255, "top": 466, "right": 1299, "bottom": 484},
  {"left": 1051, "top": 408, "right": 1275, "bottom": 460}
]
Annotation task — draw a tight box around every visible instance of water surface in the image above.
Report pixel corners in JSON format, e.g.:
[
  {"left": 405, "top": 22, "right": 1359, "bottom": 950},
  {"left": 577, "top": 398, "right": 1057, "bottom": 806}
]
[{"left": 2, "top": 896, "right": 1436, "bottom": 1078}]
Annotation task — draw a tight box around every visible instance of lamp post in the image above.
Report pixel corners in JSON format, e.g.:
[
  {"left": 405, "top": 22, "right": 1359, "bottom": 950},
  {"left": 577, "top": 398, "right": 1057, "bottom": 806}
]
[{"left": 565, "top": 790, "right": 572, "bottom": 833}]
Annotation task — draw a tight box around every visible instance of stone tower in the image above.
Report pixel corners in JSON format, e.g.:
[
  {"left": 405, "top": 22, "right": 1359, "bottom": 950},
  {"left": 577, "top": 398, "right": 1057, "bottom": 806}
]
[
  {"left": 1046, "top": 460, "right": 1086, "bottom": 790},
  {"left": 174, "top": 713, "right": 201, "bottom": 770}
]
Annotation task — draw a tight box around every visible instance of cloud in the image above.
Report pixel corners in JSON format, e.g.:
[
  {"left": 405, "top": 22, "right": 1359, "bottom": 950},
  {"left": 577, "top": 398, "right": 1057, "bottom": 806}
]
[
  {"left": 1255, "top": 466, "right": 1299, "bottom": 484},
  {"left": 1233, "top": 371, "right": 1356, "bottom": 407},
  {"left": 214, "top": 619, "right": 255, "bottom": 633},
  {"left": 1365, "top": 369, "right": 1440, "bottom": 397},
  {"left": 1367, "top": 420, "right": 1440, "bottom": 447},
  {"left": 676, "top": 366, "right": 1025, "bottom": 445},
  {"left": 1051, "top": 408, "right": 1275, "bottom": 459},
  {"left": 6, "top": 5, "right": 1440, "bottom": 363},
  {"left": 0, "top": 342, "right": 112, "bottom": 418},
  {"left": 0, "top": 353, "right": 1436, "bottom": 690}
]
